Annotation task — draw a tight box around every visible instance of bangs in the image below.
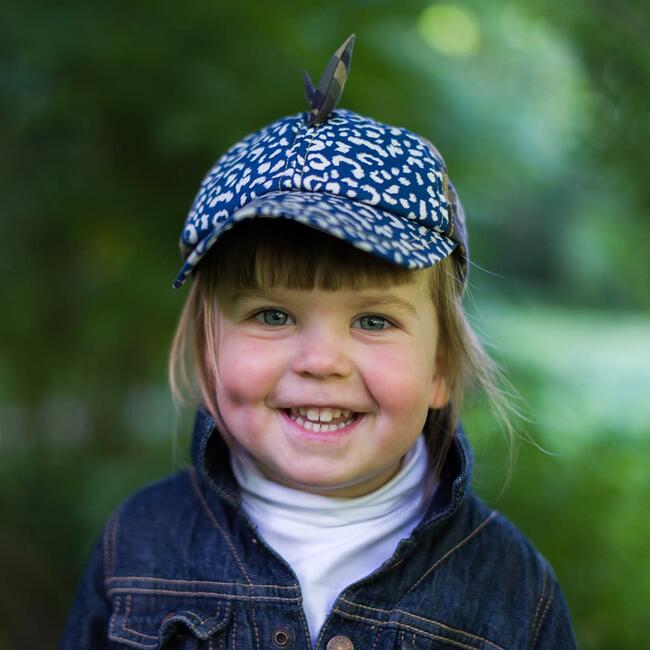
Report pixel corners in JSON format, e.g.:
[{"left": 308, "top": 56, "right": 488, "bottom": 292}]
[{"left": 199, "top": 218, "right": 417, "bottom": 291}]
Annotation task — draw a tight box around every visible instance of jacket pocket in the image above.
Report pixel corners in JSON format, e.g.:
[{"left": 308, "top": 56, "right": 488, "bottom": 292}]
[{"left": 108, "top": 593, "right": 232, "bottom": 649}]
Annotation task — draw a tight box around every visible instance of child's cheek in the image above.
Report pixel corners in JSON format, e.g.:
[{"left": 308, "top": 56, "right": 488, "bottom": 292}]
[
  {"left": 365, "top": 347, "right": 432, "bottom": 414},
  {"left": 216, "top": 337, "right": 283, "bottom": 405}
]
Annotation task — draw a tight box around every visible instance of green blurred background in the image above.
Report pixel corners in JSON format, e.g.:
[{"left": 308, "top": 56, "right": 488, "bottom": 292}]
[{"left": 2, "top": 1, "right": 649, "bottom": 647}]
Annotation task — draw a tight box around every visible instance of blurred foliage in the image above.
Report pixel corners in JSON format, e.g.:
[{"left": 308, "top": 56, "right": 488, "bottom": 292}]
[
  {"left": 465, "top": 302, "right": 650, "bottom": 648},
  {"left": 1, "top": 0, "right": 649, "bottom": 648}
]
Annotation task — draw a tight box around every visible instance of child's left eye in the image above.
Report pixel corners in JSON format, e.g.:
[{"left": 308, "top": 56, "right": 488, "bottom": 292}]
[
  {"left": 253, "top": 309, "right": 294, "bottom": 327},
  {"left": 352, "top": 315, "right": 392, "bottom": 331}
]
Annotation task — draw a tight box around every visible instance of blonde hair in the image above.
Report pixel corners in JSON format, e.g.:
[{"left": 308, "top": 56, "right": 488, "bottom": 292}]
[{"left": 169, "top": 219, "right": 519, "bottom": 487}]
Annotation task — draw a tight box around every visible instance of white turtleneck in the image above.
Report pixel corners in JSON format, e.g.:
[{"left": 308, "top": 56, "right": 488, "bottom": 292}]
[{"left": 230, "top": 435, "right": 436, "bottom": 646}]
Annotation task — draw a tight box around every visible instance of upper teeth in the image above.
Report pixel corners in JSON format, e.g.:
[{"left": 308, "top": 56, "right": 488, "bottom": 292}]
[{"left": 290, "top": 407, "right": 352, "bottom": 423}]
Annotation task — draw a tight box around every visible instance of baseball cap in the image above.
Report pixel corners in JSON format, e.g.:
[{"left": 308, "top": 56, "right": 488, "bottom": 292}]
[{"left": 173, "top": 34, "right": 468, "bottom": 289}]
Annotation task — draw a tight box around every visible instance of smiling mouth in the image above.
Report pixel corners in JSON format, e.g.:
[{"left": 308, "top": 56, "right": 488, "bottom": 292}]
[{"left": 282, "top": 407, "right": 360, "bottom": 433}]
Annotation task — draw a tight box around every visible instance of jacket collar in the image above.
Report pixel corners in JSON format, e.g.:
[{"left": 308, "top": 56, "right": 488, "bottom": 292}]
[{"left": 190, "top": 406, "right": 474, "bottom": 529}]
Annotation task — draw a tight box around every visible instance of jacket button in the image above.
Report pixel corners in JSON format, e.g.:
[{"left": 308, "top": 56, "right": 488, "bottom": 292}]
[
  {"left": 326, "top": 636, "right": 354, "bottom": 650},
  {"left": 272, "top": 628, "right": 291, "bottom": 646}
]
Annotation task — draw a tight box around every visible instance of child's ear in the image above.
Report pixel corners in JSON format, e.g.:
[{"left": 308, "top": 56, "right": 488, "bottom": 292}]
[{"left": 428, "top": 350, "right": 451, "bottom": 409}]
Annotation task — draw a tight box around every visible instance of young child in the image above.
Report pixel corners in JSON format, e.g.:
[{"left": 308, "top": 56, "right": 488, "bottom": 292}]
[{"left": 61, "top": 35, "right": 577, "bottom": 649}]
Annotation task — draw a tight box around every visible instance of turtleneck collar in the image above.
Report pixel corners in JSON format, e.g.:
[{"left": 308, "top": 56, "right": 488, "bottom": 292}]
[{"left": 229, "top": 433, "right": 431, "bottom": 525}]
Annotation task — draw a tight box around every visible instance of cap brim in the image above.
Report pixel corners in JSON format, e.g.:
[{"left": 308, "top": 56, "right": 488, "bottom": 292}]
[{"left": 172, "top": 191, "right": 457, "bottom": 288}]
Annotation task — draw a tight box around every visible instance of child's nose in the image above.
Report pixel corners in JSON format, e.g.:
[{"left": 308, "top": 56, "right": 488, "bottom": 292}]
[{"left": 291, "top": 327, "right": 352, "bottom": 379}]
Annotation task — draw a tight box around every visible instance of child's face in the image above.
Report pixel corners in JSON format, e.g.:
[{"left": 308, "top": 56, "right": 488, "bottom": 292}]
[{"left": 211, "top": 269, "right": 449, "bottom": 497}]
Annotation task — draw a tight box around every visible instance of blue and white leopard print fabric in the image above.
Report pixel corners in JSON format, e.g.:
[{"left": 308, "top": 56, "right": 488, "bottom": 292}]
[{"left": 173, "top": 109, "right": 466, "bottom": 288}]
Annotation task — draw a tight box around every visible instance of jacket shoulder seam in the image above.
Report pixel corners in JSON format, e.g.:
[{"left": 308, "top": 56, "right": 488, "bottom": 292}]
[
  {"left": 404, "top": 510, "right": 498, "bottom": 597},
  {"left": 103, "top": 506, "right": 122, "bottom": 579},
  {"left": 100, "top": 469, "right": 192, "bottom": 581},
  {"left": 530, "top": 564, "right": 555, "bottom": 649}
]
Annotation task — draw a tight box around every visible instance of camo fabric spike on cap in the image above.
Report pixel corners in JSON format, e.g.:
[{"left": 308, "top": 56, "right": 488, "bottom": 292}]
[
  {"left": 303, "top": 33, "right": 355, "bottom": 126},
  {"left": 173, "top": 35, "right": 469, "bottom": 290}
]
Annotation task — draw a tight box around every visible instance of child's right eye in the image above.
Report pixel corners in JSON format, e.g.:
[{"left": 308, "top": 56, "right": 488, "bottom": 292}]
[{"left": 253, "top": 309, "right": 294, "bottom": 327}]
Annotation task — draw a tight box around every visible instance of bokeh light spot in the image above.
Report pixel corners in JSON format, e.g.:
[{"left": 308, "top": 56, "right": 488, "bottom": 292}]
[{"left": 418, "top": 4, "right": 481, "bottom": 56}]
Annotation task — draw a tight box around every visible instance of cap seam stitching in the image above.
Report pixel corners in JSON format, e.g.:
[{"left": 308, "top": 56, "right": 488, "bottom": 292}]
[
  {"left": 269, "top": 116, "right": 306, "bottom": 198},
  {"left": 294, "top": 122, "right": 319, "bottom": 192}
]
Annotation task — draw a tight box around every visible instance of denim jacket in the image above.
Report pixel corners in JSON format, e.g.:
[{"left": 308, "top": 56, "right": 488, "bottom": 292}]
[{"left": 61, "top": 407, "right": 577, "bottom": 649}]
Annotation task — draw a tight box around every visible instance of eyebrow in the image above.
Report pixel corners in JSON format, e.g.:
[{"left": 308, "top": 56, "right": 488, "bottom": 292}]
[{"left": 230, "top": 289, "right": 420, "bottom": 317}]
